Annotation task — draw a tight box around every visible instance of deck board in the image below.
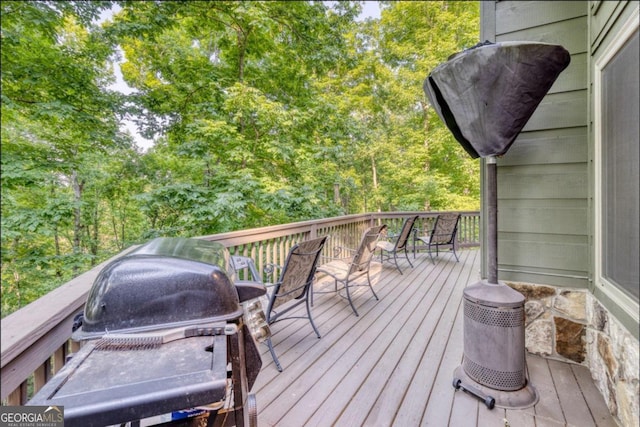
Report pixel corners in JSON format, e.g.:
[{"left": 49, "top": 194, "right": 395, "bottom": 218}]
[
  {"left": 549, "top": 359, "right": 595, "bottom": 427},
  {"left": 527, "top": 354, "right": 565, "bottom": 423},
  {"left": 253, "top": 248, "right": 616, "bottom": 427},
  {"left": 302, "top": 259, "right": 437, "bottom": 425},
  {"left": 571, "top": 363, "right": 618, "bottom": 427},
  {"left": 399, "top": 251, "right": 475, "bottom": 427},
  {"left": 345, "top": 259, "right": 463, "bottom": 426}
]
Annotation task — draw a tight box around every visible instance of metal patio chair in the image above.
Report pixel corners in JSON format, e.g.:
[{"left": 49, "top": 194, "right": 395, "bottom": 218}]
[
  {"left": 376, "top": 215, "right": 418, "bottom": 274},
  {"left": 262, "top": 235, "right": 328, "bottom": 372},
  {"left": 415, "top": 213, "right": 461, "bottom": 263},
  {"left": 316, "top": 224, "right": 386, "bottom": 317}
]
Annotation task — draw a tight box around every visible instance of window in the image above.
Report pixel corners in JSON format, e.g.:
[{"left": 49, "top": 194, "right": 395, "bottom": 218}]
[{"left": 594, "top": 12, "right": 639, "bottom": 321}]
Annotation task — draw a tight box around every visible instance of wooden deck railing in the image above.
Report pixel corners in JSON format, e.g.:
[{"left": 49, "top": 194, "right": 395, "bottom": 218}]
[{"left": 0, "top": 211, "right": 479, "bottom": 405}]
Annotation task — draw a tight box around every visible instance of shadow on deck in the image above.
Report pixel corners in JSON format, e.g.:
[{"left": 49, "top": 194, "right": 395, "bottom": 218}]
[{"left": 252, "top": 249, "right": 616, "bottom": 427}]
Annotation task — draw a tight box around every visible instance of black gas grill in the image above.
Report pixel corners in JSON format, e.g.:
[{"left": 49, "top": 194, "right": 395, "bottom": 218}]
[{"left": 28, "top": 237, "right": 267, "bottom": 427}]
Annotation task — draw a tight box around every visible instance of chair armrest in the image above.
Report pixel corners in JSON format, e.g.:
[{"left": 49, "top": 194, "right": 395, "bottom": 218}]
[
  {"left": 322, "top": 246, "right": 356, "bottom": 259},
  {"left": 414, "top": 227, "right": 434, "bottom": 237},
  {"left": 261, "top": 263, "right": 283, "bottom": 293},
  {"left": 263, "top": 262, "right": 283, "bottom": 276},
  {"left": 317, "top": 257, "right": 351, "bottom": 271},
  {"left": 321, "top": 256, "right": 351, "bottom": 264},
  {"left": 430, "top": 232, "right": 456, "bottom": 242},
  {"left": 262, "top": 263, "right": 291, "bottom": 295},
  {"left": 381, "top": 230, "right": 400, "bottom": 241}
]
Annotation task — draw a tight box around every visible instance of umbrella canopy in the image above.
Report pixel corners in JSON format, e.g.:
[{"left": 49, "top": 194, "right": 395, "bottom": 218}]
[{"left": 424, "top": 41, "right": 571, "bottom": 158}]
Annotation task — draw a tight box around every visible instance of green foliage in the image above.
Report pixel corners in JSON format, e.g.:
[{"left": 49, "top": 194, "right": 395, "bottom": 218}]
[
  {"left": 2, "top": 0, "right": 129, "bottom": 315},
  {"left": 2, "top": 1, "right": 479, "bottom": 316}
]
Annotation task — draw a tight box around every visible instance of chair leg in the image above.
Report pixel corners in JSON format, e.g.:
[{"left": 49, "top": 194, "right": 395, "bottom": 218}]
[
  {"left": 413, "top": 237, "right": 417, "bottom": 259},
  {"left": 266, "top": 337, "right": 283, "bottom": 372},
  {"left": 393, "top": 252, "right": 403, "bottom": 275},
  {"left": 366, "top": 271, "right": 379, "bottom": 301},
  {"left": 428, "top": 244, "right": 436, "bottom": 264},
  {"left": 305, "top": 294, "right": 321, "bottom": 339},
  {"left": 344, "top": 280, "right": 359, "bottom": 317},
  {"left": 452, "top": 244, "right": 459, "bottom": 262},
  {"left": 403, "top": 247, "right": 414, "bottom": 268},
  {"left": 310, "top": 285, "right": 314, "bottom": 307}
]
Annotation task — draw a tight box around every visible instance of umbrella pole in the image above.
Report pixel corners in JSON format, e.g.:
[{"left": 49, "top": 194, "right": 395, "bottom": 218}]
[{"left": 486, "top": 156, "right": 498, "bottom": 284}]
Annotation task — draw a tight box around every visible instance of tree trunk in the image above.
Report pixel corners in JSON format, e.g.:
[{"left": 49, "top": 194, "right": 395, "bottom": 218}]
[
  {"left": 237, "top": 28, "right": 248, "bottom": 169},
  {"left": 50, "top": 182, "right": 62, "bottom": 276},
  {"left": 71, "top": 170, "right": 84, "bottom": 273},
  {"left": 90, "top": 188, "right": 99, "bottom": 265},
  {"left": 237, "top": 30, "right": 246, "bottom": 82},
  {"left": 371, "top": 154, "right": 381, "bottom": 212}
]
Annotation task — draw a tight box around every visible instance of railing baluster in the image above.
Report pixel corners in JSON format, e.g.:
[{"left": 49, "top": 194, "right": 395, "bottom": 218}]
[
  {"left": 70, "top": 340, "right": 80, "bottom": 355},
  {"left": 33, "top": 361, "right": 48, "bottom": 396},
  {"left": 5, "top": 381, "right": 27, "bottom": 405},
  {"left": 53, "top": 344, "right": 65, "bottom": 375}
]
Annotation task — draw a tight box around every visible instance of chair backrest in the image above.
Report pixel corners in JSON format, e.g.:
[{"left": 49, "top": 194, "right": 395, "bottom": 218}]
[
  {"left": 431, "top": 213, "right": 461, "bottom": 244},
  {"left": 394, "top": 215, "right": 419, "bottom": 250},
  {"left": 349, "top": 224, "right": 387, "bottom": 275},
  {"left": 271, "top": 235, "right": 328, "bottom": 309}
]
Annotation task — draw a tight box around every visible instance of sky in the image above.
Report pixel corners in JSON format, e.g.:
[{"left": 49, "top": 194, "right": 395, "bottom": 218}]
[
  {"left": 108, "top": 2, "right": 382, "bottom": 151},
  {"left": 359, "top": 1, "right": 382, "bottom": 21}
]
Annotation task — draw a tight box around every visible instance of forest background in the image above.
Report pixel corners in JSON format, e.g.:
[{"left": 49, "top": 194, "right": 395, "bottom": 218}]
[{"left": 1, "top": 1, "right": 479, "bottom": 316}]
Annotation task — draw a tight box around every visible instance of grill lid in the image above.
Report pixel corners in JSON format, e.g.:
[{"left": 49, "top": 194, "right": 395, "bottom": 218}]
[{"left": 74, "top": 238, "right": 243, "bottom": 340}]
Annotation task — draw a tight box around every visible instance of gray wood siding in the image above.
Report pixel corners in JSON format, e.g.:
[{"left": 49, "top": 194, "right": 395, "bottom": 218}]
[
  {"left": 496, "top": 1, "right": 588, "bottom": 35},
  {"left": 481, "top": 1, "right": 589, "bottom": 287},
  {"left": 501, "top": 128, "right": 588, "bottom": 166},
  {"left": 590, "top": 1, "right": 632, "bottom": 53},
  {"left": 499, "top": 200, "right": 589, "bottom": 236},
  {"left": 523, "top": 91, "right": 587, "bottom": 131},
  {"left": 497, "top": 17, "right": 588, "bottom": 54}
]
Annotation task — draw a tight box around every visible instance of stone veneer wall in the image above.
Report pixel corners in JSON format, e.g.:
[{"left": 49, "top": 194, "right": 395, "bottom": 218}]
[{"left": 505, "top": 282, "right": 639, "bottom": 427}]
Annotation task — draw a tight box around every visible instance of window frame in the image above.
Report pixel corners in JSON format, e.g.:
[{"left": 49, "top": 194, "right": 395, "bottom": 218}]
[{"left": 593, "top": 10, "right": 639, "bottom": 323}]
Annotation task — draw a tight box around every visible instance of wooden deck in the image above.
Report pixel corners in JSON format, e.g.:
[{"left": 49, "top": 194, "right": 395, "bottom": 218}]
[{"left": 251, "top": 249, "right": 617, "bottom": 427}]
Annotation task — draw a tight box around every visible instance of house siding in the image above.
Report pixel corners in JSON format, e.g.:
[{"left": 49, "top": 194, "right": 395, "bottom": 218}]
[
  {"left": 481, "top": 0, "right": 639, "bottom": 335},
  {"left": 481, "top": 1, "right": 590, "bottom": 288},
  {"left": 480, "top": 2, "right": 639, "bottom": 425}
]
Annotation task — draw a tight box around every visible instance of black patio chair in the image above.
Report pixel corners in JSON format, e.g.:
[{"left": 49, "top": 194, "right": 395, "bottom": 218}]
[
  {"left": 316, "top": 224, "right": 386, "bottom": 317},
  {"left": 376, "top": 215, "right": 419, "bottom": 274},
  {"left": 415, "top": 213, "right": 461, "bottom": 263},
  {"left": 262, "top": 235, "right": 328, "bottom": 372}
]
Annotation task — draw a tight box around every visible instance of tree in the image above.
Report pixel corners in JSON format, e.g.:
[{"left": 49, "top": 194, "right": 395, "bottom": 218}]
[
  {"left": 353, "top": 1, "right": 480, "bottom": 212},
  {"left": 2, "top": 1, "right": 480, "bottom": 316},
  {"left": 110, "top": 1, "right": 358, "bottom": 229},
  {"left": 1, "top": 1, "right": 129, "bottom": 314}
]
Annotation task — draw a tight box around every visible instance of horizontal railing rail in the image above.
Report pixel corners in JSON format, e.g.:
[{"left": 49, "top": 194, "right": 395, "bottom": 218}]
[{"left": 1, "top": 211, "right": 479, "bottom": 405}]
